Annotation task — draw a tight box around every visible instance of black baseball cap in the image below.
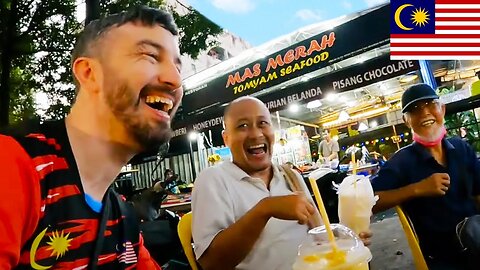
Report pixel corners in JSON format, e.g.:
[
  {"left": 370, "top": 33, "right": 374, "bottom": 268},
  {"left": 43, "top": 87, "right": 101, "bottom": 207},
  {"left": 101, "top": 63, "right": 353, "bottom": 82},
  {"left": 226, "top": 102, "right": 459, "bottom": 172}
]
[{"left": 401, "top": 83, "right": 439, "bottom": 113}]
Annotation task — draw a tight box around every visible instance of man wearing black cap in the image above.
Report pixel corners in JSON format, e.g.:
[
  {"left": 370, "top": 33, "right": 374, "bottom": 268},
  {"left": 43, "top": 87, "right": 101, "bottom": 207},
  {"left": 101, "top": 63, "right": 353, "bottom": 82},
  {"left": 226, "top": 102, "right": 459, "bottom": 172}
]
[{"left": 371, "top": 83, "right": 480, "bottom": 269}]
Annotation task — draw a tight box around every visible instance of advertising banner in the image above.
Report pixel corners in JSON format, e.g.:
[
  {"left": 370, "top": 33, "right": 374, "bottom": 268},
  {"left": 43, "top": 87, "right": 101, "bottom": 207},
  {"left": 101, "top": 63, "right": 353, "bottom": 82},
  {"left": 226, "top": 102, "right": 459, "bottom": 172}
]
[
  {"left": 174, "top": 55, "right": 419, "bottom": 134},
  {"left": 182, "top": 4, "right": 391, "bottom": 114}
]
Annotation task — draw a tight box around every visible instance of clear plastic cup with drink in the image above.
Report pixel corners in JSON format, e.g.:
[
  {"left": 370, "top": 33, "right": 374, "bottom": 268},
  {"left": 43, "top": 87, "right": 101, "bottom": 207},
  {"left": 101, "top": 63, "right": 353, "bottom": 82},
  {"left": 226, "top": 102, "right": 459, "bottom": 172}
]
[
  {"left": 337, "top": 175, "right": 377, "bottom": 235},
  {"left": 293, "top": 224, "right": 372, "bottom": 270}
]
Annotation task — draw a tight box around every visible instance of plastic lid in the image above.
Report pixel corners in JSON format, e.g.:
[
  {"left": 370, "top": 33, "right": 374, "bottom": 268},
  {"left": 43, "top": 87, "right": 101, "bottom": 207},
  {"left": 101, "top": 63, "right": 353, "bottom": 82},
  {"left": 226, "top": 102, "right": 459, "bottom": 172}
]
[{"left": 293, "top": 224, "right": 372, "bottom": 270}]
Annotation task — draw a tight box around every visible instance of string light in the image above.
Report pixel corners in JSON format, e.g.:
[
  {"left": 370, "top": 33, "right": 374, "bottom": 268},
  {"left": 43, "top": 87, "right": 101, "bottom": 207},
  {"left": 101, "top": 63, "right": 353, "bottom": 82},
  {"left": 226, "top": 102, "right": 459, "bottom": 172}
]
[
  {"left": 337, "top": 133, "right": 411, "bottom": 153},
  {"left": 359, "top": 133, "right": 412, "bottom": 145}
]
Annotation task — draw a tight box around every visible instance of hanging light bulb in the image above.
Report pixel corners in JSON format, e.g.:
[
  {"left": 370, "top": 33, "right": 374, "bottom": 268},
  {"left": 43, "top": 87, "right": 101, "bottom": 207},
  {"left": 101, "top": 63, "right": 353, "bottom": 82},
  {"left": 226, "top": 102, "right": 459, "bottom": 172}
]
[
  {"left": 338, "top": 110, "right": 350, "bottom": 122},
  {"left": 289, "top": 104, "right": 299, "bottom": 113},
  {"left": 358, "top": 122, "right": 368, "bottom": 131},
  {"left": 307, "top": 100, "right": 322, "bottom": 109}
]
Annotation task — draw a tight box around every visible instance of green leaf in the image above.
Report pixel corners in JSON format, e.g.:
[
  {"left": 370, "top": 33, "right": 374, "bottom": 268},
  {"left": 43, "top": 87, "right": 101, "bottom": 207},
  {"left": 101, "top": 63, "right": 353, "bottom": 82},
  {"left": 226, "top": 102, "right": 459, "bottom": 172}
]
[{"left": 2, "top": 0, "right": 221, "bottom": 125}]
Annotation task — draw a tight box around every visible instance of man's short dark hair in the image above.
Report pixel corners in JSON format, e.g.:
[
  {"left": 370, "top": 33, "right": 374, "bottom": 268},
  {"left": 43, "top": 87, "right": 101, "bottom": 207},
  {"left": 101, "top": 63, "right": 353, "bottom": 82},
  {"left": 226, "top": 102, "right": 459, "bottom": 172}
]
[
  {"left": 71, "top": 6, "right": 178, "bottom": 91},
  {"left": 164, "top": 168, "right": 173, "bottom": 177}
]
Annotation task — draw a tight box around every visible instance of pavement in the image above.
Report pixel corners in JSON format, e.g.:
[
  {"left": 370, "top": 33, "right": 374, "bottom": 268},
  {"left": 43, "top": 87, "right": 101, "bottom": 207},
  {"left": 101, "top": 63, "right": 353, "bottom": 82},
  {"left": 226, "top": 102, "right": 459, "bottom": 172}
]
[{"left": 369, "top": 209, "right": 415, "bottom": 270}]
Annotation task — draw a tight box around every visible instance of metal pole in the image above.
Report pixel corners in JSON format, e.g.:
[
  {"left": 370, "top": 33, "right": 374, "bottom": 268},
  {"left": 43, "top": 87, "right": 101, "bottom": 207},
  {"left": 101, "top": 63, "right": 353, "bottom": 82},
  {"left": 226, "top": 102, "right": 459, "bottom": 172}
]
[
  {"left": 189, "top": 140, "right": 197, "bottom": 181},
  {"left": 392, "top": 124, "right": 400, "bottom": 150},
  {"left": 271, "top": 113, "right": 320, "bottom": 128},
  {"left": 85, "top": 0, "right": 100, "bottom": 26}
]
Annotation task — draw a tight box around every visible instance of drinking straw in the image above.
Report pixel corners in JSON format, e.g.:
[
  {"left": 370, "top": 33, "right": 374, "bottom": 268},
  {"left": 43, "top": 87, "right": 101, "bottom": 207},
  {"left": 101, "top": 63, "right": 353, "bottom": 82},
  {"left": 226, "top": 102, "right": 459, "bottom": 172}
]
[
  {"left": 308, "top": 176, "right": 339, "bottom": 252},
  {"left": 351, "top": 151, "right": 357, "bottom": 188}
]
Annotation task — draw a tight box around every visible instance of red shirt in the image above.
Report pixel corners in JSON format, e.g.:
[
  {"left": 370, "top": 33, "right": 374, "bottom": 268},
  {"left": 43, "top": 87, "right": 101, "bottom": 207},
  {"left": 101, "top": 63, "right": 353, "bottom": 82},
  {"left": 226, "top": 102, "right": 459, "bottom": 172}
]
[{"left": 0, "top": 129, "right": 160, "bottom": 269}]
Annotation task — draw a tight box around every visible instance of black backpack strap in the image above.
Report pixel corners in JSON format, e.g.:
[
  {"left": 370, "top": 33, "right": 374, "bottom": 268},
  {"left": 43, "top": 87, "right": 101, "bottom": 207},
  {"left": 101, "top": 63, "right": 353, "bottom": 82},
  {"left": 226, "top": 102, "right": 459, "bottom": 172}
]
[
  {"left": 90, "top": 189, "right": 140, "bottom": 269},
  {"left": 115, "top": 190, "right": 140, "bottom": 243},
  {"left": 114, "top": 190, "right": 140, "bottom": 267},
  {"left": 90, "top": 189, "right": 113, "bottom": 270}
]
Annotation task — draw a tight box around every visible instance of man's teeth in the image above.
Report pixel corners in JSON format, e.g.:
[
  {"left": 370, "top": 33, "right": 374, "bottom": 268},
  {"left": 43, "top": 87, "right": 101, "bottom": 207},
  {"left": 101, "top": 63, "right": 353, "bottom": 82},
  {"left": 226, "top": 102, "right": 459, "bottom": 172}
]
[
  {"left": 422, "top": 120, "right": 435, "bottom": 126},
  {"left": 248, "top": 144, "right": 265, "bottom": 149},
  {"left": 145, "top": 95, "right": 173, "bottom": 111}
]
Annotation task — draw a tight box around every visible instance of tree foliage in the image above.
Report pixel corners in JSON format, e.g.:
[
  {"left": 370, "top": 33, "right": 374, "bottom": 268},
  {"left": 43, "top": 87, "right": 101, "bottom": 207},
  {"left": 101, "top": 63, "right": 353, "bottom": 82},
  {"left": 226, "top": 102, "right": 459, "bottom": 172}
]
[
  {"left": 0, "top": 0, "right": 222, "bottom": 127},
  {"left": 0, "top": 0, "right": 80, "bottom": 127},
  {"left": 171, "top": 7, "right": 222, "bottom": 59}
]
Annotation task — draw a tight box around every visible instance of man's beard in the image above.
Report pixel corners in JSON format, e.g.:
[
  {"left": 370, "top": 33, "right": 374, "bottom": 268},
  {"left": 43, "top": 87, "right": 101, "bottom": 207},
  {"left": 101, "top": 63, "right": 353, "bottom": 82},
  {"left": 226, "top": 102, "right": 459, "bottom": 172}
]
[
  {"left": 104, "top": 83, "right": 174, "bottom": 151},
  {"left": 414, "top": 128, "right": 444, "bottom": 143},
  {"left": 412, "top": 119, "right": 446, "bottom": 147}
]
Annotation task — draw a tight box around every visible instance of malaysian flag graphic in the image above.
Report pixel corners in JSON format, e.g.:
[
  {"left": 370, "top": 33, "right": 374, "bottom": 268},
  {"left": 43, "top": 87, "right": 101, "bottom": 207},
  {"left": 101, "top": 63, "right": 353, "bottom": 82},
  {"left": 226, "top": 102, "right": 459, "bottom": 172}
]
[
  {"left": 390, "top": 0, "right": 480, "bottom": 60},
  {"left": 117, "top": 241, "right": 137, "bottom": 264}
]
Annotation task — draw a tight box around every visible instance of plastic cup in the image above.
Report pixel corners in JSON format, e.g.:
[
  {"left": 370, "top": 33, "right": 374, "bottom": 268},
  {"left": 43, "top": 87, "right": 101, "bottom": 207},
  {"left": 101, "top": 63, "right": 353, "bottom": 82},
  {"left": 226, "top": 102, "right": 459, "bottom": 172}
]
[
  {"left": 293, "top": 224, "right": 372, "bottom": 270},
  {"left": 338, "top": 192, "right": 372, "bottom": 234},
  {"left": 337, "top": 175, "right": 376, "bottom": 235}
]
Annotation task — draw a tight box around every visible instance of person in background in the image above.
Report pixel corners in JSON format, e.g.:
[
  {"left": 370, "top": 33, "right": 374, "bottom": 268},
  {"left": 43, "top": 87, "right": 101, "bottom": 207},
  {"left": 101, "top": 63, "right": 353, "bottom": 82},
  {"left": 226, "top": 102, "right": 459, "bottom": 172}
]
[
  {"left": 371, "top": 83, "right": 480, "bottom": 270},
  {"left": 191, "top": 96, "right": 371, "bottom": 270},
  {"left": 164, "top": 168, "right": 174, "bottom": 180},
  {"left": 163, "top": 168, "right": 181, "bottom": 194},
  {"left": 0, "top": 6, "right": 183, "bottom": 269},
  {"left": 318, "top": 131, "right": 339, "bottom": 164}
]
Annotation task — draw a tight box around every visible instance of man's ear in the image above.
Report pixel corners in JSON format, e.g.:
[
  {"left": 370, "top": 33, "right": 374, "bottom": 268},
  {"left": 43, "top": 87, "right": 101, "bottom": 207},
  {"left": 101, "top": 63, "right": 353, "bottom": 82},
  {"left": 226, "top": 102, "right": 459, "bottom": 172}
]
[
  {"left": 402, "top": 114, "right": 411, "bottom": 129},
  {"left": 222, "top": 130, "right": 229, "bottom": 146},
  {"left": 72, "top": 57, "right": 102, "bottom": 94},
  {"left": 441, "top": 103, "right": 446, "bottom": 117}
]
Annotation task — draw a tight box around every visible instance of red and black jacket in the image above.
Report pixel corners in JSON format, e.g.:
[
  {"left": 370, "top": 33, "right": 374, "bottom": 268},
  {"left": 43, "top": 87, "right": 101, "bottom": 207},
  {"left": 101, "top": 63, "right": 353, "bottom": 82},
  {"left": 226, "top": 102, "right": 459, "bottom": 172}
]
[{"left": 0, "top": 120, "right": 157, "bottom": 269}]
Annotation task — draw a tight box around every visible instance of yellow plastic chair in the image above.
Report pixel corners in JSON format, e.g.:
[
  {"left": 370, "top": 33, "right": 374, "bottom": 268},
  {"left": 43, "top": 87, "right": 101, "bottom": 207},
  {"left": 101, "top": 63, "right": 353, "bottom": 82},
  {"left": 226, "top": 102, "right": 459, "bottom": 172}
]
[
  {"left": 177, "top": 212, "right": 199, "bottom": 270},
  {"left": 396, "top": 206, "right": 429, "bottom": 270}
]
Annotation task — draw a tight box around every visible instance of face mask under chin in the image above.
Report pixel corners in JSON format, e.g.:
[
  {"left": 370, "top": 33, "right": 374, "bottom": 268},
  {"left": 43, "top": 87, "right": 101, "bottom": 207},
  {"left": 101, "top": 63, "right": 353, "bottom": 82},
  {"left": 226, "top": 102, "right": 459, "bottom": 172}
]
[{"left": 412, "top": 126, "right": 447, "bottom": 147}]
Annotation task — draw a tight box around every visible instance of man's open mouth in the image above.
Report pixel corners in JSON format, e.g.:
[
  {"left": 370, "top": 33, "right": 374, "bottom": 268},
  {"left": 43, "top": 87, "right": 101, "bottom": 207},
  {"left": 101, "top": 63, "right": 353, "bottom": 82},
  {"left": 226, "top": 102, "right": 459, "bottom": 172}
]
[
  {"left": 246, "top": 143, "right": 267, "bottom": 155},
  {"left": 421, "top": 119, "right": 435, "bottom": 127},
  {"left": 144, "top": 95, "right": 173, "bottom": 114}
]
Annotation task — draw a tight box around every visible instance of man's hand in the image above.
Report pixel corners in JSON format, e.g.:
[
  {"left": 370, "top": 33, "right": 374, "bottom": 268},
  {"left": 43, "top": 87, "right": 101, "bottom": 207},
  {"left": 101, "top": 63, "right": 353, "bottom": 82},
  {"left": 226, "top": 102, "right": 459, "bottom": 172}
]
[
  {"left": 359, "top": 231, "right": 372, "bottom": 246},
  {"left": 414, "top": 173, "right": 450, "bottom": 197},
  {"left": 259, "top": 194, "right": 316, "bottom": 225}
]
